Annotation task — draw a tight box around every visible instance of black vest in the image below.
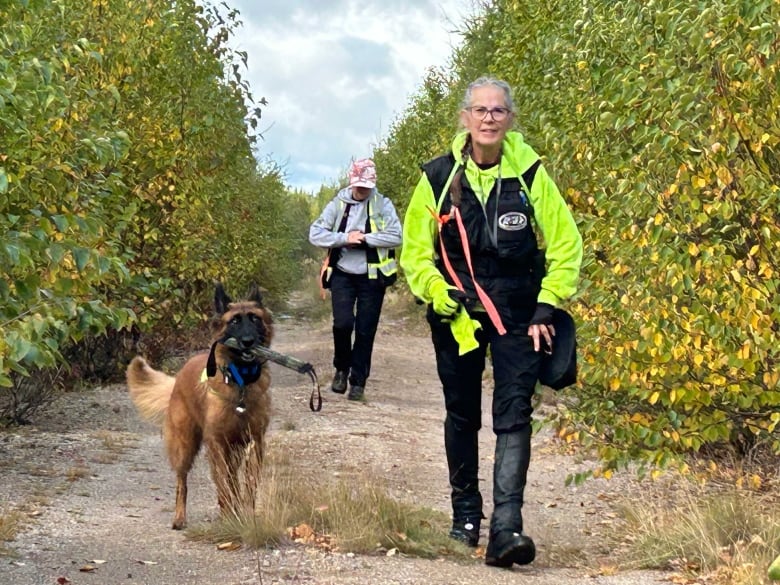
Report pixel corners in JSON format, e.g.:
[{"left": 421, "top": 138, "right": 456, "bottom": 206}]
[{"left": 422, "top": 153, "right": 545, "bottom": 326}]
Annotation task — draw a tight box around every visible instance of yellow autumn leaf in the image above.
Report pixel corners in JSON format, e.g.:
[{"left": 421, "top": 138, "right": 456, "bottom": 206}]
[
  {"left": 694, "top": 354, "right": 704, "bottom": 366},
  {"left": 609, "top": 378, "right": 621, "bottom": 391},
  {"left": 688, "top": 242, "right": 699, "bottom": 256},
  {"left": 653, "top": 332, "right": 663, "bottom": 347},
  {"left": 716, "top": 166, "right": 733, "bottom": 185},
  {"left": 649, "top": 391, "right": 660, "bottom": 405},
  {"left": 730, "top": 269, "right": 741, "bottom": 282}
]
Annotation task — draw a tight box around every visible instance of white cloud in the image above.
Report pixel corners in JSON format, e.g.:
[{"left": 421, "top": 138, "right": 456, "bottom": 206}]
[{"left": 226, "top": 0, "right": 471, "bottom": 191}]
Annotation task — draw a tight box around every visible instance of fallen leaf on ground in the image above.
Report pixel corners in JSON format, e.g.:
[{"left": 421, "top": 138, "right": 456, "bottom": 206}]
[
  {"left": 670, "top": 575, "right": 702, "bottom": 584},
  {"left": 288, "top": 522, "right": 315, "bottom": 542},
  {"left": 595, "top": 565, "right": 618, "bottom": 576}
]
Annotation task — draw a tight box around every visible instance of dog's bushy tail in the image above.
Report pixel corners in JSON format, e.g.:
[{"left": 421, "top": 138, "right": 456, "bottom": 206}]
[{"left": 126, "top": 356, "right": 175, "bottom": 426}]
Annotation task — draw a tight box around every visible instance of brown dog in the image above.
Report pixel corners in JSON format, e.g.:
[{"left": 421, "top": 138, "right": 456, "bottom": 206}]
[{"left": 126, "top": 283, "right": 273, "bottom": 529}]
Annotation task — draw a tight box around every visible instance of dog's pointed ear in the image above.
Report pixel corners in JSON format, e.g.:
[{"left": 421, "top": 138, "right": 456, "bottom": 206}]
[
  {"left": 214, "top": 283, "right": 232, "bottom": 315},
  {"left": 247, "top": 282, "right": 264, "bottom": 307}
]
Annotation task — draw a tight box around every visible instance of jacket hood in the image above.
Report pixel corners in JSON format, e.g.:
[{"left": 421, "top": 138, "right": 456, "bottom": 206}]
[
  {"left": 450, "top": 130, "right": 541, "bottom": 176},
  {"left": 337, "top": 186, "right": 375, "bottom": 204}
]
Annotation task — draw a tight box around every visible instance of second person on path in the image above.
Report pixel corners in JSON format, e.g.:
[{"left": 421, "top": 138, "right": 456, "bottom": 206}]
[{"left": 309, "top": 158, "right": 402, "bottom": 402}]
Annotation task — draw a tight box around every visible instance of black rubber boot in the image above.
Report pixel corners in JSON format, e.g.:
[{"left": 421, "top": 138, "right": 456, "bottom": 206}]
[
  {"left": 485, "top": 426, "right": 536, "bottom": 567},
  {"left": 331, "top": 370, "right": 348, "bottom": 394},
  {"left": 347, "top": 384, "right": 365, "bottom": 401},
  {"left": 444, "top": 415, "right": 483, "bottom": 547}
]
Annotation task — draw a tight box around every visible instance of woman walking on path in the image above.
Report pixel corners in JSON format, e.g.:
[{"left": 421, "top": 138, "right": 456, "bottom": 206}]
[{"left": 401, "top": 77, "right": 583, "bottom": 567}]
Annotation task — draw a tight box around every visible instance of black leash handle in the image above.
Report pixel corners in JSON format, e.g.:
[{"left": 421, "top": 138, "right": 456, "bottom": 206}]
[{"left": 306, "top": 369, "right": 322, "bottom": 412}]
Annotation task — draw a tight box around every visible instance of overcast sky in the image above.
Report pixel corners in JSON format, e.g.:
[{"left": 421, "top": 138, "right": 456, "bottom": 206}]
[{"left": 225, "top": 0, "right": 473, "bottom": 192}]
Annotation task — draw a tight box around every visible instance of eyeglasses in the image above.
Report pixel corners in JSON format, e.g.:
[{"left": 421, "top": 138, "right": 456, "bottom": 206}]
[{"left": 465, "top": 106, "right": 512, "bottom": 121}]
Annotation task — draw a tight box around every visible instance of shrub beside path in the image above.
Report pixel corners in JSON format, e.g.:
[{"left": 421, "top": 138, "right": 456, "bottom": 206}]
[{"left": 1, "top": 316, "right": 672, "bottom": 585}]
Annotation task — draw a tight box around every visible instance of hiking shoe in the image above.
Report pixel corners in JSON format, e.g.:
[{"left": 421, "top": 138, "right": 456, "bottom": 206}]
[
  {"left": 331, "top": 371, "right": 348, "bottom": 394},
  {"left": 485, "top": 530, "right": 536, "bottom": 567},
  {"left": 347, "top": 385, "right": 365, "bottom": 401},
  {"left": 449, "top": 518, "right": 480, "bottom": 547}
]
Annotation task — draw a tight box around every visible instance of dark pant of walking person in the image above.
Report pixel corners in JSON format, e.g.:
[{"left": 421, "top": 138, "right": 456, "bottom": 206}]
[
  {"left": 330, "top": 268, "right": 385, "bottom": 401},
  {"left": 429, "top": 309, "right": 540, "bottom": 565}
]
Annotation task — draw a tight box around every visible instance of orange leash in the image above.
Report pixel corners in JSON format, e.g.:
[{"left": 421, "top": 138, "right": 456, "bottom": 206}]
[
  {"left": 318, "top": 254, "right": 330, "bottom": 300},
  {"left": 427, "top": 206, "right": 507, "bottom": 335}
]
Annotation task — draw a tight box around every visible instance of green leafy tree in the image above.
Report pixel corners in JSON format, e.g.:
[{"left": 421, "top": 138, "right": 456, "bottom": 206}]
[{"left": 0, "top": 0, "right": 311, "bottom": 400}]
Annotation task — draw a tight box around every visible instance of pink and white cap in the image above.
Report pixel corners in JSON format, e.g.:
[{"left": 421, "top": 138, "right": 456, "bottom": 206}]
[{"left": 348, "top": 158, "right": 377, "bottom": 189}]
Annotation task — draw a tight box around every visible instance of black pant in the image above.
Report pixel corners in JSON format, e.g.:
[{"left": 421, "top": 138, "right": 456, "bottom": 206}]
[
  {"left": 330, "top": 269, "right": 386, "bottom": 386},
  {"left": 428, "top": 308, "right": 541, "bottom": 521},
  {"left": 428, "top": 309, "right": 541, "bottom": 434}
]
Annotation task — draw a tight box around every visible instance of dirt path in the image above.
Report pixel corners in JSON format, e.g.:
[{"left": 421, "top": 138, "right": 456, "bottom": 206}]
[{"left": 0, "top": 311, "right": 672, "bottom": 585}]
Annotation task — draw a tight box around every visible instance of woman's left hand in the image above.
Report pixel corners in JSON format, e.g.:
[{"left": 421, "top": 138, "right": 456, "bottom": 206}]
[{"left": 528, "top": 323, "right": 556, "bottom": 353}]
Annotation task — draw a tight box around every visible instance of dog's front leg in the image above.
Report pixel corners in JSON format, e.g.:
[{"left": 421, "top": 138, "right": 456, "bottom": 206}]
[{"left": 172, "top": 472, "right": 188, "bottom": 530}]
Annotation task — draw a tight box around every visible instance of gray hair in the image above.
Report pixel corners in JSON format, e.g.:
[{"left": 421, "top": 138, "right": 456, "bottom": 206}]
[{"left": 460, "top": 77, "right": 515, "bottom": 112}]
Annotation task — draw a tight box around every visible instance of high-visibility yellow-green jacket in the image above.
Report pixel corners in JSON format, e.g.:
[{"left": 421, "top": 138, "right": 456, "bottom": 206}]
[{"left": 401, "top": 131, "right": 583, "bottom": 314}]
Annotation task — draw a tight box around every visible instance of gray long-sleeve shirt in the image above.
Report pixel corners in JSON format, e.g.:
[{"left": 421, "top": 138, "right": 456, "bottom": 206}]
[{"left": 309, "top": 187, "right": 402, "bottom": 275}]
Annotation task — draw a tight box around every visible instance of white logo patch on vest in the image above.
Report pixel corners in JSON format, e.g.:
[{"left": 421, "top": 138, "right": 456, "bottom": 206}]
[{"left": 498, "top": 212, "right": 528, "bottom": 231}]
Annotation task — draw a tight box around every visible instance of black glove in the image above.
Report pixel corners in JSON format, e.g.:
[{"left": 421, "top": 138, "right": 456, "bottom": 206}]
[{"left": 529, "top": 302, "right": 555, "bottom": 325}]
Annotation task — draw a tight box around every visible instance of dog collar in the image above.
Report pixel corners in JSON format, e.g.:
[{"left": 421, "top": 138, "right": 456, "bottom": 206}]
[{"left": 216, "top": 362, "right": 262, "bottom": 415}]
